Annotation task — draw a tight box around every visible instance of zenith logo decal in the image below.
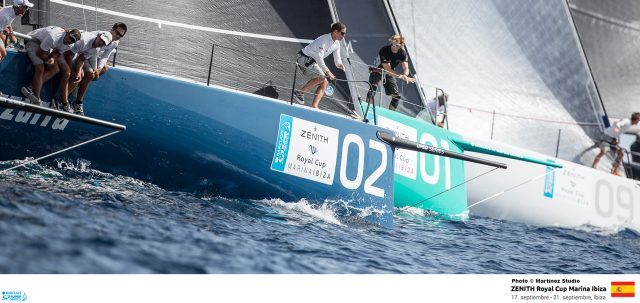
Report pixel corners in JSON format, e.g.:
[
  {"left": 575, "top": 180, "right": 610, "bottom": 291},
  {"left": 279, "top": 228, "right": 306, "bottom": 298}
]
[
  {"left": 309, "top": 145, "right": 318, "bottom": 155},
  {"left": 0, "top": 95, "right": 68, "bottom": 131}
]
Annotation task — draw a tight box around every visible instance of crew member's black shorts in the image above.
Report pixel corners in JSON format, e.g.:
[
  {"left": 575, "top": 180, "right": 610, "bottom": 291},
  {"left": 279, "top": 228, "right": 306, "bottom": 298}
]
[
  {"left": 368, "top": 71, "right": 400, "bottom": 97},
  {"left": 597, "top": 136, "right": 620, "bottom": 153}
]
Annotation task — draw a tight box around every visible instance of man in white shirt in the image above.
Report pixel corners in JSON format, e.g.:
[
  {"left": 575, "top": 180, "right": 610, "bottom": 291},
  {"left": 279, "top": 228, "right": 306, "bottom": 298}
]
[
  {"left": 294, "top": 22, "right": 346, "bottom": 109},
  {"left": 56, "top": 30, "right": 111, "bottom": 113},
  {"left": 592, "top": 112, "right": 640, "bottom": 175},
  {"left": 21, "top": 26, "right": 81, "bottom": 106},
  {"left": 71, "top": 22, "right": 127, "bottom": 115},
  {"left": 0, "top": 0, "right": 32, "bottom": 63},
  {"left": 417, "top": 93, "right": 447, "bottom": 128}
]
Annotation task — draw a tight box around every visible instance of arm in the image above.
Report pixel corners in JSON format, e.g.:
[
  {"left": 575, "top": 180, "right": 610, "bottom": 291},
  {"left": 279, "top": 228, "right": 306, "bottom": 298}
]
[
  {"left": 333, "top": 43, "right": 344, "bottom": 71},
  {"left": 71, "top": 53, "right": 86, "bottom": 82},
  {"left": 63, "top": 50, "right": 75, "bottom": 66},
  {"left": 89, "top": 55, "right": 97, "bottom": 72},
  {"left": 308, "top": 47, "right": 328, "bottom": 73},
  {"left": 381, "top": 62, "right": 414, "bottom": 83},
  {"left": 400, "top": 61, "right": 416, "bottom": 84},
  {"left": 97, "top": 47, "right": 115, "bottom": 69}
]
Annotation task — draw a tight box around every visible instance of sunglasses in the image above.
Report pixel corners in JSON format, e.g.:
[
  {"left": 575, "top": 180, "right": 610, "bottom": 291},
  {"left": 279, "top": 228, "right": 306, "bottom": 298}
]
[
  {"left": 115, "top": 30, "right": 125, "bottom": 38},
  {"left": 340, "top": 31, "right": 346, "bottom": 36},
  {"left": 391, "top": 43, "right": 402, "bottom": 48}
]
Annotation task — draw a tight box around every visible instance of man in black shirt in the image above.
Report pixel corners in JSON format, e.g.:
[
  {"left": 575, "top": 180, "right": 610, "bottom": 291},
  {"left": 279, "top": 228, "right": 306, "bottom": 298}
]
[{"left": 366, "top": 34, "right": 415, "bottom": 111}]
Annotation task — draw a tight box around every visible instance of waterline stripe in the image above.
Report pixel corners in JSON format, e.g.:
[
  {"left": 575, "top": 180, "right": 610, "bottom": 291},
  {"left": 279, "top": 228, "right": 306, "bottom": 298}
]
[{"left": 50, "top": 0, "right": 314, "bottom": 44}]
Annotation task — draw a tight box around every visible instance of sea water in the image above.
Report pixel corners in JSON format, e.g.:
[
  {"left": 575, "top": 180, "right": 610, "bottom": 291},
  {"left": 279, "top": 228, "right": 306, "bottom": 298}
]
[{"left": 0, "top": 159, "right": 638, "bottom": 274}]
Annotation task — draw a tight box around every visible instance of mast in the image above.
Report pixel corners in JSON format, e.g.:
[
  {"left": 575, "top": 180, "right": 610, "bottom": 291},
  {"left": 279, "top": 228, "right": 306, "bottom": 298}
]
[
  {"left": 381, "top": 0, "right": 427, "bottom": 106},
  {"left": 326, "top": 0, "right": 366, "bottom": 119},
  {"left": 565, "top": 0, "right": 608, "bottom": 130}
]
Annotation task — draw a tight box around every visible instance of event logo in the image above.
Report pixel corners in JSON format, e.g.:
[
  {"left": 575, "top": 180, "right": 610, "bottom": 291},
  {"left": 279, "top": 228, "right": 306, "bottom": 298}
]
[
  {"left": 543, "top": 161, "right": 556, "bottom": 198},
  {"left": 611, "top": 281, "right": 635, "bottom": 298},
  {"left": 1, "top": 291, "right": 27, "bottom": 301},
  {"left": 271, "top": 114, "right": 339, "bottom": 185},
  {"left": 309, "top": 145, "right": 318, "bottom": 155}
]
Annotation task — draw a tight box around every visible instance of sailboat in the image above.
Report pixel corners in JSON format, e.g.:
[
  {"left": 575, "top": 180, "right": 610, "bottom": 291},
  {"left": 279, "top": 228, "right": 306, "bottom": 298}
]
[
  {"left": 0, "top": 0, "right": 530, "bottom": 227},
  {"left": 385, "top": 0, "right": 640, "bottom": 231}
]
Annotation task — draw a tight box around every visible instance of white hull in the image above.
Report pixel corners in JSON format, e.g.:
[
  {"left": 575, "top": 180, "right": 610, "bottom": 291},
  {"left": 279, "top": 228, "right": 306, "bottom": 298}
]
[{"left": 464, "top": 137, "right": 640, "bottom": 232}]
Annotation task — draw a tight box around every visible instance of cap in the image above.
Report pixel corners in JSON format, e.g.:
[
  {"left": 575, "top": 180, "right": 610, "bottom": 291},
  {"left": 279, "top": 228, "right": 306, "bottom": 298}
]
[
  {"left": 13, "top": 0, "right": 34, "bottom": 8},
  {"left": 98, "top": 32, "right": 112, "bottom": 45}
]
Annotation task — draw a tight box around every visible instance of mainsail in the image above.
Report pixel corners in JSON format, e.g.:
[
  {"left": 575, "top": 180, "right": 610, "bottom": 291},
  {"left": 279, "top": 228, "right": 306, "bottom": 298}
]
[
  {"left": 40, "top": 0, "right": 355, "bottom": 115},
  {"left": 568, "top": 0, "right": 640, "bottom": 120},
  {"left": 388, "top": 0, "right": 605, "bottom": 161}
]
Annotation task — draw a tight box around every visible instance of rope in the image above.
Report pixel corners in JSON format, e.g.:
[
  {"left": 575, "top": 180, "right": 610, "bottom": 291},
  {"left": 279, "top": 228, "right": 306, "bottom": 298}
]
[
  {"left": 467, "top": 167, "right": 558, "bottom": 209},
  {"left": 0, "top": 130, "right": 122, "bottom": 175},
  {"left": 81, "top": 0, "right": 88, "bottom": 31},
  {"left": 409, "top": 166, "right": 500, "bottom": 209}
]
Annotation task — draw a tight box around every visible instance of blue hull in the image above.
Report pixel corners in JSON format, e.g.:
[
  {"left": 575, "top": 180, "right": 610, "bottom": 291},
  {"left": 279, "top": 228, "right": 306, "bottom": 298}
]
[{"left": 0, "top": 51, "right": 395, "bottom": 226}]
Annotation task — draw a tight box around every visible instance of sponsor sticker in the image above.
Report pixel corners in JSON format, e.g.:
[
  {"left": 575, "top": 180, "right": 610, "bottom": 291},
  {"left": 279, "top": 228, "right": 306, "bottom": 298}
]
[
  {"left": 271, "top": 114, "right": 339, "bottom": 185},
  {"left": 1, "top": 291, "right": 27, "bottom": 302},
  {"left": 543, "top": 161, "right": 556, "bottom": 198},
  {"left": 376, "top": 115, "right": 418, "bottom": 180}
]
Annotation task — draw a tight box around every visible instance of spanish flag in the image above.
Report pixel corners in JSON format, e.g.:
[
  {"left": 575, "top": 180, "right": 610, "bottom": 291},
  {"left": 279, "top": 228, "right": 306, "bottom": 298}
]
[{"left": 611, "top": 282, "right": 635, "bottom": 297}]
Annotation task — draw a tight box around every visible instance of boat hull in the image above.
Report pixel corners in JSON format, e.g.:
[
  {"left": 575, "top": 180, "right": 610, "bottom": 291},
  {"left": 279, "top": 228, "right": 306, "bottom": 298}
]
[
  {"left": 0, "top": 51, "right": 395, "bottom": 226},
  {"left": 366, "top": 108, "right": 468, "bottom": 216},
  {"left": 464, "top": 137, "right": 640, "bottom": 231}
]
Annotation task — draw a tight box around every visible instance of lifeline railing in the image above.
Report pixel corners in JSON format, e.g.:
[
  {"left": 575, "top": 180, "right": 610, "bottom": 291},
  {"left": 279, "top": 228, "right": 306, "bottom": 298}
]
[
  {"left": 202, "top": 43, "right": 401, "bottom": 125},
  {"left": 110, "top": 40, "right": 445, "bottom": 128}
]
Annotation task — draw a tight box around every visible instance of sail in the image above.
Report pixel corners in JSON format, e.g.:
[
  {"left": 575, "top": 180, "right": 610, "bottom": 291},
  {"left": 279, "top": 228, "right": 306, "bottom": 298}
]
[
  {"left": 37, "top": 0, "right": 354, "bottom": 115},
  {"left": 388, "top": 0, "right": 605, "bottom": 161},
  {"left": 568, "top": 0, "right": 640, "bottom": 120}
]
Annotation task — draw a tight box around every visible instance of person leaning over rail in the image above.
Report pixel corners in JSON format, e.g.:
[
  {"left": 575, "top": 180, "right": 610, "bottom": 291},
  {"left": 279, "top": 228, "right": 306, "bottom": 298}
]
[
  {"left": 0, "top": 0, "right": 32, "bottom": 64},
  {"left": 294, "top": 22, "right": 346, "bottom": 108},
  {"left": 21, "top": 27, "right": 80, "bottom": 107},
  {"left": 417, "top": 92, "right": 448, "bottom": 128},
  {"left": 69, "top": 22, "right": 127, "bottom": 115},
  {"left": 592, "top": 112, "right": 640, "bottom": 176},
  {"left": 60, "top": 31, "right": 113, "bottom": 115},
  {"left": 366, "top": 34, "right": 416, "bottom": 111}
]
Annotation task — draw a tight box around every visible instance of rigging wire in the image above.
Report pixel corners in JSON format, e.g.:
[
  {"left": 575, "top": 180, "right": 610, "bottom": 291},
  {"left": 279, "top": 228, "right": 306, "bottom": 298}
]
[
  {"left": 95, "top": 0, "right": 98, "bottom": 31},
  {"left": 467, "top": 168, "right": 558, "bottom": 209},
  {"left": 409, "top": 166, "right": 500, "bottom": 209},
  {"left": 81, "top": 0, "right": 88, "bottom": 31},
  {"left": 0, "top": 130, "right": 122, "bottom": 175}
]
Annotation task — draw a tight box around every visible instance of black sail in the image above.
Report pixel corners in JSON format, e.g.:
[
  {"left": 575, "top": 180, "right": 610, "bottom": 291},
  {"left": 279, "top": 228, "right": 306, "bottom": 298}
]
[
  {"left": 568, "top": 0, "right": 640, "bottom": 120},
  {"left": 40, "top": 0, "right": 354, "bottom": 115},
  {"left": 332, "top": 0, "right": 426, "bottom": 117}
]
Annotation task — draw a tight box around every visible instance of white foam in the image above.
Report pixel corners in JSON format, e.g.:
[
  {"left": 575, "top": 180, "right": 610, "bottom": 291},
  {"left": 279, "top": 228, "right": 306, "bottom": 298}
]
[
  {"left": 259, "top": 198, "right": 344, "bottom": 226},
  {"left": 396, "top": 206, "right": 470, "bottom": 221}
]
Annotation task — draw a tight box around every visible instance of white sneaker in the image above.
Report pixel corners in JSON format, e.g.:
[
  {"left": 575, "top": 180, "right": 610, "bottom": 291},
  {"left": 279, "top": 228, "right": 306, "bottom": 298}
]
[
  {"left": 59, "top": 102, "right": 72, "bottom": 113},
  {"left": 21, "top": 86, "right": 40, "bottom": 105},
  {"left": 294, "top": 90, "right": 305, "bottom": 104},
  {"left": 72, "top": 103, "right": 84, "bottom": 115}
]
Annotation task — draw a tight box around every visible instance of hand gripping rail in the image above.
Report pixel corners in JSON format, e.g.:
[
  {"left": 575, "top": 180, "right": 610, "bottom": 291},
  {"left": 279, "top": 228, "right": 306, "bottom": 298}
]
[{"left": 377, "top": 131, "right": 508, "bottom": 169}]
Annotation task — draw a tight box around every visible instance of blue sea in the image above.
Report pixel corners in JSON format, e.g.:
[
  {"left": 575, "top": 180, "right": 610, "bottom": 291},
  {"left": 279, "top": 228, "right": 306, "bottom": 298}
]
[{"left": 1, "top": 159, "right": 638, "bottom": 274}]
